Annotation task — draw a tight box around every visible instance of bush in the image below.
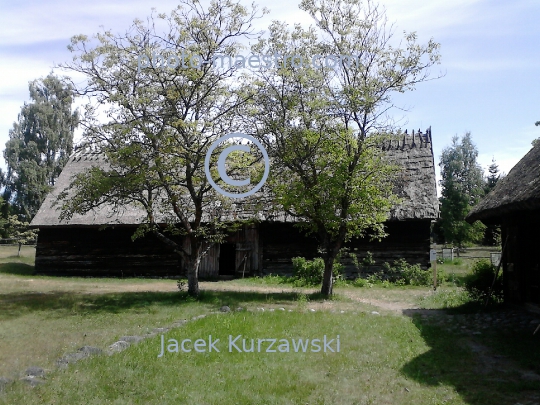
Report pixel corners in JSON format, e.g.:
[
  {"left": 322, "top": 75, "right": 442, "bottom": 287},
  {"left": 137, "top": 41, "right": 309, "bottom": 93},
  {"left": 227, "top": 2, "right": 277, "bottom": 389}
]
[
  {"left": 361, "top": 251, "right": 376, "bottom": 266},
  {"left": 463, "top": 259, "right": 503, "bottom": 303},
  {"left": 352, "top": 277, "right": 373, "bottom": 288},
  {"left": 382, "top": 259, "right": 440, "bottom": 286},
  {"left": 352, "top": 259, "right": 446, "bottom": 287},
  {"left": 292, "top": 257, "right": 343, "bottom": 286}
]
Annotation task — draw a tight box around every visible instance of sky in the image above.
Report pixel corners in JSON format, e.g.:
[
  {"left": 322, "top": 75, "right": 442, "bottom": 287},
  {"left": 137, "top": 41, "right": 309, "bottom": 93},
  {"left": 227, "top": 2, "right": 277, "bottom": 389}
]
[{"left": 0, "top": 0, "right": 539, "bottom": 188}]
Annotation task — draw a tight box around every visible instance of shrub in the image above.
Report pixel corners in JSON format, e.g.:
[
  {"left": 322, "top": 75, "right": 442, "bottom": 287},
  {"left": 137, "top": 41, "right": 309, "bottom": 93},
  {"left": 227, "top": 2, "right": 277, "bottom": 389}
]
[
  {"left": 292, "top": 257, "right": 343, "bottom": 286},
  {"left": 177, "top": 279, "right": 187, "bottom": 291},
  {"left": 352, "top": 277, "right": 373, "bottom": 288},
  {"left": 367, "top": 272, "right": 383, "bottom": 284},
  {"left": 362, "top": 251, "right": 376, "bottom": 266},
  {"left": 463, "top": 259, "right": 503, "bottom": 303},
  {"left": 379, "top": 259, "right": 447, "bottom": 286},
  {"left": 352, "top": 259, "right": 446, "bottom": 288},
  {"left": 382, "top": 259, "right": 427, "bottom": 286}
]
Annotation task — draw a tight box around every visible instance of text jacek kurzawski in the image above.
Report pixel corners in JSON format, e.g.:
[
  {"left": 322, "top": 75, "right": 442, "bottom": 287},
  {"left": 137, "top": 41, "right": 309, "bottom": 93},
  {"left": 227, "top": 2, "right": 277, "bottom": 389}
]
[{"left": 157, "top": 335, "right": 340, "bottom": 357}]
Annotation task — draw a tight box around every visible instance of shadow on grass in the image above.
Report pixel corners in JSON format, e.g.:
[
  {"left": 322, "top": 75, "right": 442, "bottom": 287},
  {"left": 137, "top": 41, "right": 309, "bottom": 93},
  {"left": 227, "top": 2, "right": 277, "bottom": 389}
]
[
  {"left": 401, "top": 308, "right": 540, "bottom": 405},
  {"left": 0, "top": 262, "right": 35, "bottom": 276},
  {"left": 0, "top": 289, "right": 313, "bottom": 320}
]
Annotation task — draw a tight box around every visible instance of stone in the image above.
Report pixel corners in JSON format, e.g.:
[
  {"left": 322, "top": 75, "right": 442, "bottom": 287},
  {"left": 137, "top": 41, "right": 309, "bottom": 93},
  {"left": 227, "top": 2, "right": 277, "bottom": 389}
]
[
  {"left": 25, "top": 366, "right": 45, "bottom": 377},
  {"left": 236, "top": 307, "right": 244, "bottom": 311},
  {"left": 56, "top": 352, "right": 87, "bottom": 368},
  {"left": 371, "top": 311, "right": 380, "bottom": 315},
  {"left": 278, "top": 308, "right": 285, "bottom": 311},
  {"left": 107, "top": 341, "right": 130, "bottom": 354},
  {"left": 0, "top": 377, "right": 12, "bottom": 392},
  {"left": 78, "top": 346, "right": 103, "bottom": 356},
  {"left": 57, "top": 347, "right": 100, "bottom": 367},
  {"left": 219, "top": 306, "right": 231, "bottom": 313},
  {"left": 20, "top": 376, "right": 45, "bottom": 387},
  {"left": 153, "top": 327, "right": 170, "bottom": 333},
  {"left": 310, "top": 309, "right": 316, "bottom": 312},
  {"left": 119, "top": 336, "right": 144, "bottom": 344}
]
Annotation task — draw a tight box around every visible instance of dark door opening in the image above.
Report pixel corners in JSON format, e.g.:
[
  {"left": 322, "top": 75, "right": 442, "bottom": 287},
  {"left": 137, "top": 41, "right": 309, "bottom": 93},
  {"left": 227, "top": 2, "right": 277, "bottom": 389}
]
[{"left": 219, "top": 243, "right": 236, "bottom": 276}]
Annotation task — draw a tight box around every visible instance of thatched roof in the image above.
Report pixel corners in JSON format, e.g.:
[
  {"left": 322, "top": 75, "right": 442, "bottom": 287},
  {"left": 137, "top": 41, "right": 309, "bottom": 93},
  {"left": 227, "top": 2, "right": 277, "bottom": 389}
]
[
  {"left": 467, "top": 143, "right": 540, "bottom": 223},
  {"left": 30, "top": 129, "right": 438, "bottom": 227},
  {"left": 384, "top": 128, "right": 439, "bottom": 221}
]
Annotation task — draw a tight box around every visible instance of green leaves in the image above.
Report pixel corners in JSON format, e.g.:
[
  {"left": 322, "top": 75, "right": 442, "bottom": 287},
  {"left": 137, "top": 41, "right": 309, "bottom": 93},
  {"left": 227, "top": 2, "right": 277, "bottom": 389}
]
[
  {"left": 3, "top": 73, "right": 78, "bottom": 221},
  {"left": 248, "top": 0, "right": 440, "bottom": 295},
  {"left": 0, "top": 214, "right": 37, "bottom": 245},
  {"left": 439, "top": 132, "right": 486, "bottom": 247},
  {"left": 55, "top": 0, "right": 270, "bottom": 296}
]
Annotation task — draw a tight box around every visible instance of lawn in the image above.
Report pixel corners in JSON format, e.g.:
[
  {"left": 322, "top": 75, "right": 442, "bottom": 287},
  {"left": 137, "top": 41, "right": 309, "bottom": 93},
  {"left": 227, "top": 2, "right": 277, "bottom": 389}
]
[{"left": 1, "top": 245, "right": 539, "bottom": 404}]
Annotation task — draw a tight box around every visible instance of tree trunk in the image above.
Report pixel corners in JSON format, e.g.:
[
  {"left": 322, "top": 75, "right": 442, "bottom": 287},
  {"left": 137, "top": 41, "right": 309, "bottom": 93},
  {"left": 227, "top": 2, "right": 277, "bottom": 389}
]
[
  {"left": 321, "top": 255, "right": 335, "bottom": 297},
  {"left": 186, "top": 258, "right": 200, "bottom": 297},
  {"left": 185, "top": 237, "right": 202, "bottom": 297}
]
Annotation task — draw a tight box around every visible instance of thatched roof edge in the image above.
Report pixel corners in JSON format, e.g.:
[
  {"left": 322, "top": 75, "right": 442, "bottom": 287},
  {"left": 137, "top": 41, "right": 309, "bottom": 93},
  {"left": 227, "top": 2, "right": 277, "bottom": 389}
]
[
  {"left": 467, "top": 143, "right": 540, "bottom": 223},
  {"left": 31, "top": 128, "right": 439, "bottom": 227}
]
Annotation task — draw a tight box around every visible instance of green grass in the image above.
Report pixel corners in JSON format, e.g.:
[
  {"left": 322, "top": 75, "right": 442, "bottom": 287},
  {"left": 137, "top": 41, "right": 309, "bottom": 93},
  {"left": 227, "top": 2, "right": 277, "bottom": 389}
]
[
  {"left": 416, "top": 288, "right": 472, "bottom": 310},
  {"left": 2, "top": 245, "right": 539, "bottom": 404},
  {"left": 3, "top": 310, "right": 538, "bottom": 404}
]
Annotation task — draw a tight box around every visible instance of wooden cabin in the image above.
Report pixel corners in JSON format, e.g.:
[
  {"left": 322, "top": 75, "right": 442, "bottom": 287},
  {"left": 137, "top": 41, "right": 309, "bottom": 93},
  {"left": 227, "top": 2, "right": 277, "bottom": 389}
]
[
  {"left": 467, "top": 143, "right": 540, "bottom": 306},
  {"left": 30, "top": 129, "right": 439, "bottom": 279}
]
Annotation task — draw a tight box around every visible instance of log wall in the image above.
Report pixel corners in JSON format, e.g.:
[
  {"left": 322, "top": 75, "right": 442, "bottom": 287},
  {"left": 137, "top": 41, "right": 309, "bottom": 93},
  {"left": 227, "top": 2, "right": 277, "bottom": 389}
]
[
  {"left": 34, "top": 220, "right": 433, "bottom": 279},
  {"left": 259, "top": 220, "right": 432, "bottom": 277},
  {"left": 35, "top": 226, "right": 181, "bottom": 277},
  {"left": 501, "top": 214, "right": 540, "bottom": 305}
]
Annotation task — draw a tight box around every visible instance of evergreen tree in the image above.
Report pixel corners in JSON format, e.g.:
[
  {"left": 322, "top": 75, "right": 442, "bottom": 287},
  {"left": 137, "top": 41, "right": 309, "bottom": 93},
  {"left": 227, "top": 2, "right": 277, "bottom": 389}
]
[
  {"left": 485, "top": 157, "right": 500, "bottom": 192},
  {"left": 439, "top": 132, "right": 486, "bottom": 252},
  {"left": 3, "top": 73, "right": 79, "bottom": 221},
  {"left": 483, "top": 157, "right": 501, "bottom": 245}
]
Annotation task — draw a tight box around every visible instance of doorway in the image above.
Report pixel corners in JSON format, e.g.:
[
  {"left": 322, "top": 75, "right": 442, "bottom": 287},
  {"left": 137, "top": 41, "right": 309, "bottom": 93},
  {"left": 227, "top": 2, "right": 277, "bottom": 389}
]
[{"left": 219, "top": 243, "right": 236, "bottom": 276}]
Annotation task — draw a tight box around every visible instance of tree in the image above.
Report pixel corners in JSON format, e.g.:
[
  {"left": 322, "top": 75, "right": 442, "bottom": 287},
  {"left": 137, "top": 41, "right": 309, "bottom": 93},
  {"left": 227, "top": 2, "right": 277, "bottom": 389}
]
[
  {"left": 439, "top": 132, "right": 486, "bottom": 251},
  {"left": 533, "top": 121, "right": 540, "bottom": 146},
  {"left": 56, "top": 0, "right": 267, "bottom": 297},
  {"left": 482, "top": 157, "right": 501, "bottom": 246},
  {"left": 3, "top": 73, "right": 79, "bottom": 221},
  {"left": 0, "top": 215, "right": 37, "bottom": 256},
  {"left": 485, "top": 157, "right": 500, "bottom": 193},
  {"left": 0, "top": 197, "right": 10, "bottom": 238},
  {"left": 249, "top": 0, "right": 441, "bottom": 296},
  {"left": 0, "top": 197, "right": 37, "bottom": 255}
]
